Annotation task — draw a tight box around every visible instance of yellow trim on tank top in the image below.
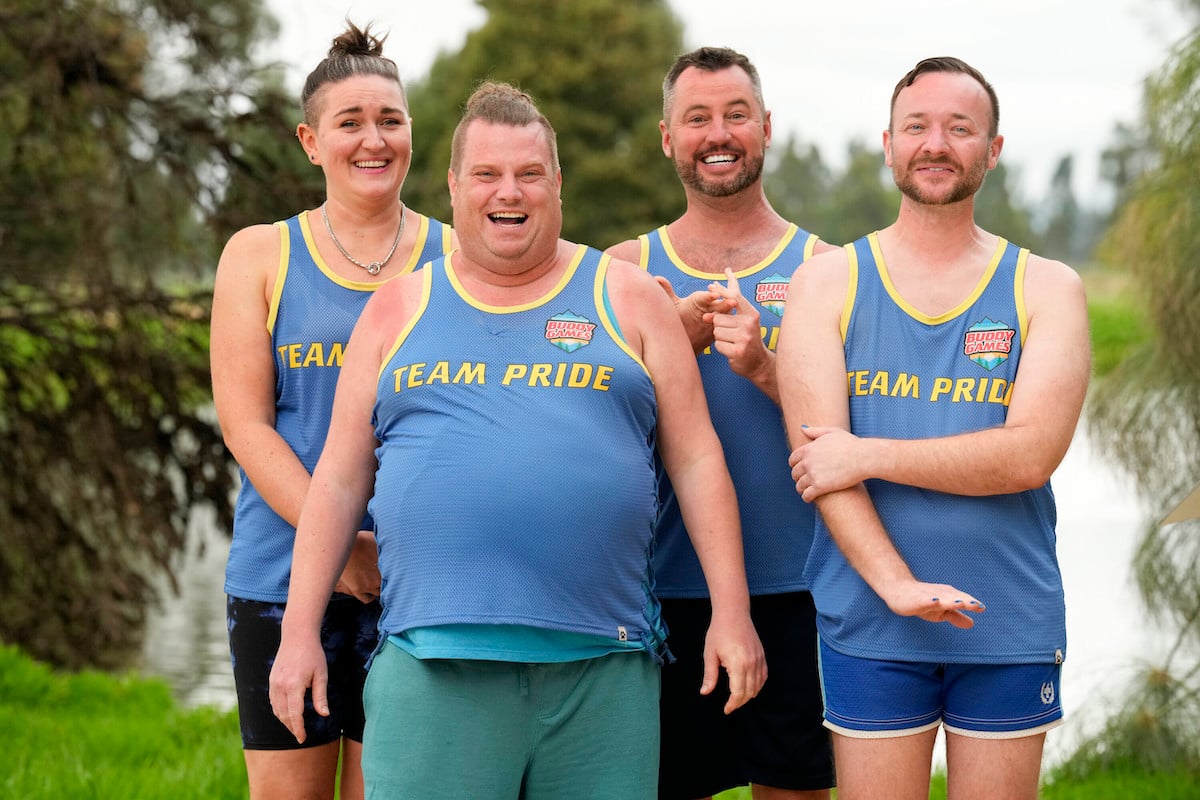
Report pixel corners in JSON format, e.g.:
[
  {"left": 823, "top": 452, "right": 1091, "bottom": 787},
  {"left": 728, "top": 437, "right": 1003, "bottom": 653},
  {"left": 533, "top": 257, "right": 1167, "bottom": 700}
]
[
  {"left": 867, "top": 231, "right": 1010, "bottom": 325},
  {"left": 445, "top": 243, "right": 586, "bottom": 313},
  {"left": 654, "top": 223, "right": 802, "bottom": 280}
]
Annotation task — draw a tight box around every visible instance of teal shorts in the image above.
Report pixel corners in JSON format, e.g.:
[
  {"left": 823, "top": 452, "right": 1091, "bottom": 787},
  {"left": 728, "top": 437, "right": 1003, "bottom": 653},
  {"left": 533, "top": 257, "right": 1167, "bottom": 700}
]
[{"left": 362, "top": 642, "right": 660, "bottom": 799}]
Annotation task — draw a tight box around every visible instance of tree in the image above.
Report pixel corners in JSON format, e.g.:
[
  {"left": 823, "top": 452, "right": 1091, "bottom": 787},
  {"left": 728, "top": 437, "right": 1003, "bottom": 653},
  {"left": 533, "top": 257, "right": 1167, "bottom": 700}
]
[
  {"left": 1072, "top": 22, "right": 1200, "bottom": 776},
  {"left": 816, "top": 141, "right": 900, "bottom": 246},
  {"left": 764, "top": 135, "right": 836, "bottom": 241},
  {"left": 973, "top": 161, "right": 1041, "bottom": 252},
  {"left": 1100, "top": 121, "right": 1151, "bottom": 215},
  {"left": 401, "top": 0, "right": 686, "bottom": 249},
  {"left": 765, "top": 138, "right": 1040, "bottom": 250},
  {"left": 0, "top": 0, "right": 313, "bottom": 670},
  {"left": 1039, "top": 155, "right": 1083, "bottom": 262}
]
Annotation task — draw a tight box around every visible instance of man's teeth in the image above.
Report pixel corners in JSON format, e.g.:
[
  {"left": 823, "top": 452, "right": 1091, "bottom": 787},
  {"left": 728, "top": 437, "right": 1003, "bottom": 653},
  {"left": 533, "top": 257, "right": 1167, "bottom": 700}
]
[
  {"left": 703, "top": 154, "right": 736, "bottom": 164},
  {"left": 490, "top": 212, "right": 526, "bottom": 223}
]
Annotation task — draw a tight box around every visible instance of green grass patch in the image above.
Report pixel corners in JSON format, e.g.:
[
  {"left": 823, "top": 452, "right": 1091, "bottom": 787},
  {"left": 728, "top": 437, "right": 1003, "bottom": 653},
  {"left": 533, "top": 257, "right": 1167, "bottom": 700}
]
[
  {"left": 1087, "top": 293, "right": 1150, "bottom": 378},
  {"left": 1082, "top": 268, "right": 1151, "bottom": 378},
  {"left": 1041, "top": 765, "right": 1199, "bottom": 799},
  {"left": 3, "top": 644, "right": 1195, "bottom": 799},
  {"left": 715, "top": 764, "right": 1197, "bottom": 799},
  {"left": 0, "top": 645, "right": 246, "bottom": 800}
]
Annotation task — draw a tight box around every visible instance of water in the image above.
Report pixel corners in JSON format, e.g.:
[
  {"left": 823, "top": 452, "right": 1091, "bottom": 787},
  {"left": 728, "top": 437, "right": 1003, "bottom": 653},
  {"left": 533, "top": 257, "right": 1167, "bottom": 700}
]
[
  {"left": 141, "top": 427, "right": 1175, "bottom": 766},
  {"left": 141, "top": 505, "right": 235, "bottom": 711}
]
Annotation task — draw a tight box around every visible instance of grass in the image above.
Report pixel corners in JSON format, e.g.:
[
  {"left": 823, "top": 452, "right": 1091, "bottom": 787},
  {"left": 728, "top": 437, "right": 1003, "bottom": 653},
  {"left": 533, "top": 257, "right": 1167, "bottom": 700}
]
[
  {"left": 1082, "top": 266, "right": 1151, "bottom": 378},
  {"left": 1040, "top": 767, "right": 1199, "bottom": 799},
  {"left": 716, "top": 766, "right": 1200, "bottom": 799},
  {"left": 0, "top": 644, "right": 247, "bottom": 800},
  {"left": 2, "top": 643, "right": 1196, "bottom": 798}
]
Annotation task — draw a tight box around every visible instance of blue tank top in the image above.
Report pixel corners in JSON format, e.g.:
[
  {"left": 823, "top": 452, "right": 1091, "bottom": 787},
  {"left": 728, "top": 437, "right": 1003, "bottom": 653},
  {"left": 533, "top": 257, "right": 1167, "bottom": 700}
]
[
  {"left": 368, "top": 246, "right": 667, "bottom": 660},
  {"left": 807, "top": 232, "right": 1065, "bottom": 664},
  {"left": 225, "top": 210, "right": 452, "bottom": 602},
  {"left": 638, "top": 224, "right": 821, "bottom": 597}
]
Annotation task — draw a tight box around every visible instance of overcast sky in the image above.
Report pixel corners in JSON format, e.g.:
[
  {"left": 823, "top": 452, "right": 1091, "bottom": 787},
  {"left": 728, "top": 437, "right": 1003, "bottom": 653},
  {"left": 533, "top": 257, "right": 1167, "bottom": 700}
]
[{"left": 264, "top": 0, "right": 1188, "bottom": 206}]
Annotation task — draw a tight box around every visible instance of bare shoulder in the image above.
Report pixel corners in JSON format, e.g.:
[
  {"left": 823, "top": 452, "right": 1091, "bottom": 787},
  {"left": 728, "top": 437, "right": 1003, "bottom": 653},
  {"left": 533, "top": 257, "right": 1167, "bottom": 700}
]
[
  {"left": 1024, "top": 252, "right": 1086, "bottom": 306},
  {"left": 791, "top": 243, "right": 851, "bottom": 293},
  {"left": 363, "top": 267, "right": 429, "bottom": 326},
  {"left": 604, "top": 254, "right": 668, "bottom": 305},
  {"left": 604, "top": 237, "right": 643, "bottom": 264},
  {"left": 811, "top": 237, "right": 841, "bottom": 255},
  {"left": 216, "top": 222, "right": 281, "bottom": 277},
  {"left": 603, "top": 254, "right": 677, "bottom": 355},
  {"left": 344, "top": 268, "right": 430, "bottom": 368}
]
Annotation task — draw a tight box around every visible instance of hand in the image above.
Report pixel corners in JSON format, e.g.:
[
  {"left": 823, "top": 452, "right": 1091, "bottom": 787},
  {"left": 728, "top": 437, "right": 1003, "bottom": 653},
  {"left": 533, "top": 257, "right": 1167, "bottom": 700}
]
[
  {"left": 706, "top": 269, "right": 770, "bottom": 381},
  {"left": 267, "top": 633, "right": 328, "bottom": 744},
  {"left": 700, "top": 609, "right": 767, "bottom": 714},
  {"left": 788, "top": 426, "right": 865, "bottom": 501},
  {"left": 334, "top": 530, "right": 381, "bottom": 603},
  {"left": 881, "top": 579, "right": 986, "bottom": 629},
  {"left": 655, "top": 275, "right": 730, "bottom": 354}
]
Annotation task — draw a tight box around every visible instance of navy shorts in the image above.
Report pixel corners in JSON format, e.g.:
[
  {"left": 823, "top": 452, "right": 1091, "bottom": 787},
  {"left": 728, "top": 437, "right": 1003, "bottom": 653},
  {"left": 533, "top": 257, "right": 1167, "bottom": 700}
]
[
  {"left": 227, "top": 594, "right": 381, "bottom": 750},
  {"left": 658, "top": 592, "right": 835, "bottom": 799},
  {"left": 818, "top": 638, "right": 1064, "bottom": 738}
]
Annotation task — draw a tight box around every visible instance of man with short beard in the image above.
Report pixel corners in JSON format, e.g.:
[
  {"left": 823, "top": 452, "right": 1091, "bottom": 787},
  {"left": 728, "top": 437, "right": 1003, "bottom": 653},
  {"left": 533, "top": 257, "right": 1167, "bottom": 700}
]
[
  {"left": 777, "top": 57, "right": 1091, "bottom": 800},
  {"left": 608, "top": 46, "right": 836, "bottom": 800}
]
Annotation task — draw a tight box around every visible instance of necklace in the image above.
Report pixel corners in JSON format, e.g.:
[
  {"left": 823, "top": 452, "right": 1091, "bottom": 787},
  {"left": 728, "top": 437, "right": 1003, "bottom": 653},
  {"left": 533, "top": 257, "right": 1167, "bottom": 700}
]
[{"left": 320, "top": 203, "right": 406, "bottom": 276}]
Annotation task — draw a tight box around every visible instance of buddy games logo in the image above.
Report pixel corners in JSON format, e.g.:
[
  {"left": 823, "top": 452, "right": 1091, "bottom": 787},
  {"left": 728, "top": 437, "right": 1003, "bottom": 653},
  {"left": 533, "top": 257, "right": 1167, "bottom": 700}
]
[
  {"left": 963, "top": 317, "right": 1016, "bottom": 371},
  {"left": 545, "top": 310, "right": 596, "bottom": 353},
  {"left": 754, "top": 272, "right": 790, "bottom": 317}
]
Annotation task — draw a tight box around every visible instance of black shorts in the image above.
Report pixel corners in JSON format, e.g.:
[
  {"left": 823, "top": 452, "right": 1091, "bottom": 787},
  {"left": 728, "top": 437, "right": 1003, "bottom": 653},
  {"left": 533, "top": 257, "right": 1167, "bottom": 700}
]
[
  {"left": 658, "top": 592, "right": 835, "bottom": 798},
  {"left": 227, "top": 594, "right": 381, "bottom": 750}
]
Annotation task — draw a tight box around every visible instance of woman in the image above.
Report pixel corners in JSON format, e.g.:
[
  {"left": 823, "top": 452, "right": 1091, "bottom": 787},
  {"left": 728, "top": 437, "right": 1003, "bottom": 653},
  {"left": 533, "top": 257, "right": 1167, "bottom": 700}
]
[{"left": 209, "top": 21, "right": 453, "bottom": 800}]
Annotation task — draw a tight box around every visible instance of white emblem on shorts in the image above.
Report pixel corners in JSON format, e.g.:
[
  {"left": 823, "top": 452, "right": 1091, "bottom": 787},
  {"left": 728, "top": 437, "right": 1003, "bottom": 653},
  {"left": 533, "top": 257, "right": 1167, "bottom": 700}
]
[
  {"left": 617, "top": 626, "right": 628, "bottom": 641},
  {"left": 1040, "top": 682, "right": 1055, "bottom": 705}
]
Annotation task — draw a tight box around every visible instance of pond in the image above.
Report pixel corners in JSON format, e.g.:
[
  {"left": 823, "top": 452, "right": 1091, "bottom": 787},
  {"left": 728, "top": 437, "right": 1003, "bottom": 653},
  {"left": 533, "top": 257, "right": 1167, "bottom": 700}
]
[{"left": 140, "top": 426, "right": 1174, "bottom": 767}]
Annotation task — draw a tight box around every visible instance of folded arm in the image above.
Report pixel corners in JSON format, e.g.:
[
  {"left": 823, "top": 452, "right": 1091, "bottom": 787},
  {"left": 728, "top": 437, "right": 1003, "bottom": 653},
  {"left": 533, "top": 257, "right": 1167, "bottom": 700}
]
[{"left": 777, "top": 250, "right": 983, "bottom": 627}]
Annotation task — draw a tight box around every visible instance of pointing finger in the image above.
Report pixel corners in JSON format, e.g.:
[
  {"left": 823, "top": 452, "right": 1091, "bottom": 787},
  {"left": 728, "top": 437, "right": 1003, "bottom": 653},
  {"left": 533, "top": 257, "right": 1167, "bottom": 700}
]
[{"left": 723, "top": 267, "right": 741, "bottom": 299}]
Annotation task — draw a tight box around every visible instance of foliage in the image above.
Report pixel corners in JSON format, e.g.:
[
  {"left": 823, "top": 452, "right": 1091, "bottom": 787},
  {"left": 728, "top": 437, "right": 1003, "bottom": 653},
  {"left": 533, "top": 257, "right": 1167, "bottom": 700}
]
[
  {"left": 0, "top": 0, "right": 313, "bottom": 670},
  {"left": 0, "top": 644, "right": 246, "bottom": 799},
  {"left": 816, "top": 142, "right": 902, "bottom": 246},
  {"left": 767, "top": 138, "right": 1048, "bottom": 250},
  {"left": 402, "top": 0, "right": 686, "bottom": 248},
  {"left": 763, "top": 135, "right": 837, "bottom": 239},
  {"left": 0, "top": 284, "right": 233, "bottom": 671},
  {"left": 1083, "top": 271, "right": 1153, "bottom": 377},
  {"left": 1083, "top": 22, "right": 1200, "bottom": 775},
  {"left": 767, "top": 139, "right": 899, "bottom": 245},
  {"left": 1089, "top": 23, "right": 1200, "bottom": 570},
  {"left": 974, "top": 160, "right": 1043, "bottom": 251},
  {"left": 1040, "top": 156, "right": 1084, "bottom": 261},
  {"left": 0, "top": 0, "right": 315, "bottom": 286},
  {"left": 1048, "top": 660, "right": 1200, "bottom": 785}
]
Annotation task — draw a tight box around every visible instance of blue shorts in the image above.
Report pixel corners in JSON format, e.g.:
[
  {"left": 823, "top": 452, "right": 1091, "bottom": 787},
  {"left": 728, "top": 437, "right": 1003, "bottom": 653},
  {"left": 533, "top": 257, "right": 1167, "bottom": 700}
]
[
  {"left": 227, "top": 594, "right": 381, "bottom": 749},
  {"left": 818, "top": 639, "right": 1064, "bottom": 739}
]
